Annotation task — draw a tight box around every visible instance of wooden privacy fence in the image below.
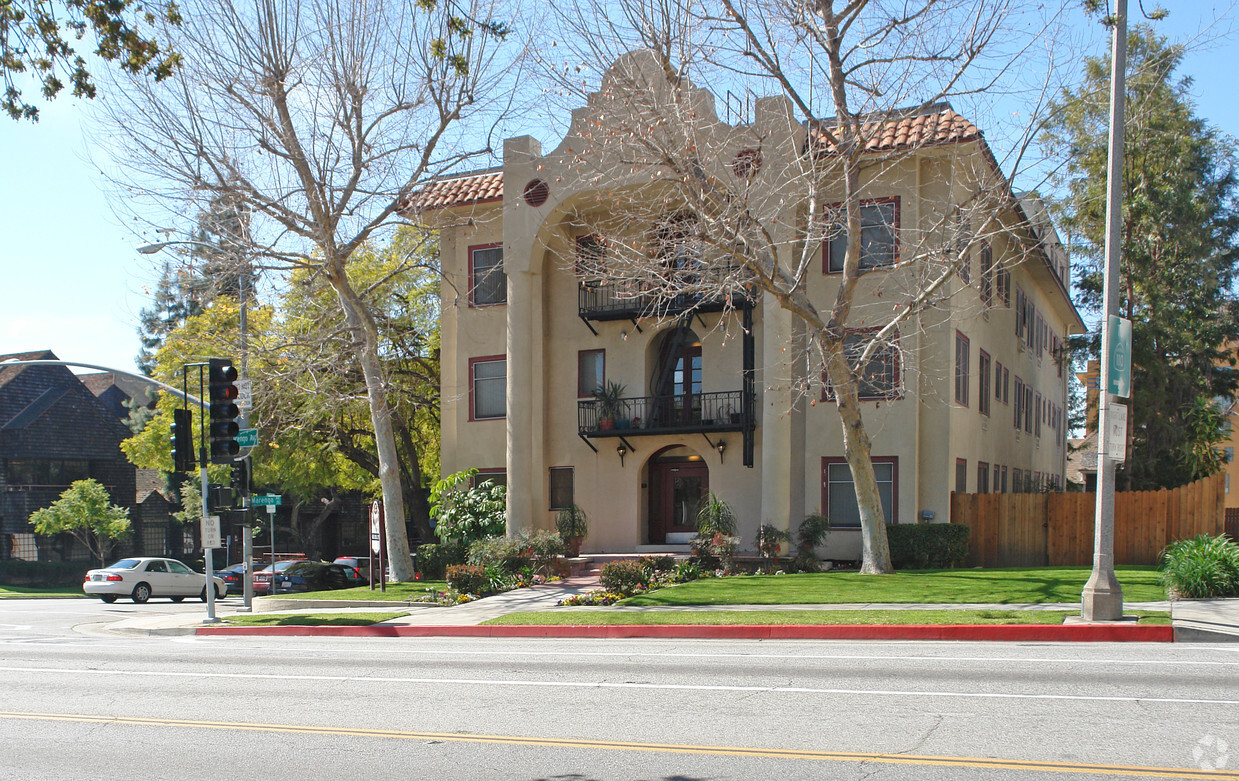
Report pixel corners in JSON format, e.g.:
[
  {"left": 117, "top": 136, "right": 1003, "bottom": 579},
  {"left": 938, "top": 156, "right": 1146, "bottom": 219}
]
[{"left": 951, "top": 473, "right": 1226, "bottom": 567}]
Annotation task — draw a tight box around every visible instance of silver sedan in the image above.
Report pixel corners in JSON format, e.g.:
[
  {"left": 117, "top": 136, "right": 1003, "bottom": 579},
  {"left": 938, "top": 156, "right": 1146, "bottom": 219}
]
[{"left": 83, "top": 557, "right": 227, "bottom": 604}]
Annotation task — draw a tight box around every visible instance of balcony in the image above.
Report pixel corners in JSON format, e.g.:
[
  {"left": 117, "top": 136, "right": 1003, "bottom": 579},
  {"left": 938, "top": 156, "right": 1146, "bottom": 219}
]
[
  {"left": 577, "top": 265, "right": 753, "bottom": 324},
  {"left": 578, "top": 390, "right": 753, "bottom": 438}
]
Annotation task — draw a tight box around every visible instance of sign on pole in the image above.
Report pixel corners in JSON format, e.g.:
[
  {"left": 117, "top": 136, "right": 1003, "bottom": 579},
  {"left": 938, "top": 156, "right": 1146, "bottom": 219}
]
[
  {"left": 236, "top": 379, "right": 253, "bottom": 410},
  {"left": 251, "top": 494, "right": 282, "bottom": 507},
  {"left": 202, "top": 515, "right": 222, "bottom": 549},
  {"left": 236, "top": 428, "right": 258, "bottom": 449},
  {"left": 370, "top": 502, "right": 383, "bottom": 554},
  {"left": 1108, "top": 403, "right": 1128, "bottom": 463},
  {"left": 1106, "top": 315, "right": 1132, "bottom": 398}
]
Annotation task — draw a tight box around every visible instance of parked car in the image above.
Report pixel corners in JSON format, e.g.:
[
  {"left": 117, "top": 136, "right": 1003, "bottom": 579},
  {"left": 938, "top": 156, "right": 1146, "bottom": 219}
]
[
  {"left": 83, "top": 557, "right": 227, "bottom": 604},
  {"left": 272, "top": 562, "right": 368, "bottom": 594},
  {"left": 332, "top": 556, "right": 376, "bottom": 577},
  {"left": 214, "top": 563, "right": 249, "bottom": 595},
  {"left": 252, "top": 560, "right": 299, "bottom": 596}
]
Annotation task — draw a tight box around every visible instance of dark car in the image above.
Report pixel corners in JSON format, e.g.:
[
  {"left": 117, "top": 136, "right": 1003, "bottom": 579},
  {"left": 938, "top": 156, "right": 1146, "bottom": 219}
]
[
  {"left": 214, "top": 563, "right": 249, "bottom": 595},
  {"left": 272, "top": 562, "right": 368, "bottom": 594},
  {"left": 252, "top": 560, "right": 299, "bottom": 595}
]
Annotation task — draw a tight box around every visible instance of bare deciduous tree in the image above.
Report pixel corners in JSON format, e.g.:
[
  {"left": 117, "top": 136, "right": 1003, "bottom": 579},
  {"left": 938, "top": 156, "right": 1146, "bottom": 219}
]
[
  {"left": 543, "top": 0, "right": 1075, "bottom": 572},
  {"left": 96, "top": 0, "right": 519, "bottom": 579}
]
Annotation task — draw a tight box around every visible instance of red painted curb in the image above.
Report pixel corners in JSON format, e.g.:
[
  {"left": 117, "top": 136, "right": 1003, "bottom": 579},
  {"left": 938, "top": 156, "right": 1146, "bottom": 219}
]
[{"left": 196, "top": 623, "right": 1173, "bottom": 641}]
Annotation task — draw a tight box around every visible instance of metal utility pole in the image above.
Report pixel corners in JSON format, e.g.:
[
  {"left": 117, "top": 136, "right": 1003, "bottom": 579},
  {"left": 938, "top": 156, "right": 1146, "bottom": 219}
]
[{"left": 1082, "top": 0, "right": 1128, "bottom": 621}]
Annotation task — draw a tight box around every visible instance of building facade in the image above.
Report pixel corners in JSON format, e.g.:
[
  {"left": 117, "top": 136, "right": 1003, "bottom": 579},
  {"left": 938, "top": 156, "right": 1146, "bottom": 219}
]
[{"left": 426, "top": 53, "right": 1082, "bottom": 558}]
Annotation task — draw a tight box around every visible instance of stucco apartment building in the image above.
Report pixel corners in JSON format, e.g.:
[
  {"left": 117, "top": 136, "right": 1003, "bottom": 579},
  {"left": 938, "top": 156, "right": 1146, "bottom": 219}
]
[{"left": 422, "top": 52, "right": 1082, "bottom": 559}]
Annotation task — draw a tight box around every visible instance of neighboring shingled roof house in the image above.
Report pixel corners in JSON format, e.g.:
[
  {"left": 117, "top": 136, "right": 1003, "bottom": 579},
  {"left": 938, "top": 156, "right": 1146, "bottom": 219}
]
[
  {"left": 79, "top": 371, "right": 157, "bottom": 421},
  {"left": 0, "top": 350, "right": 138, "bottom": 561}
]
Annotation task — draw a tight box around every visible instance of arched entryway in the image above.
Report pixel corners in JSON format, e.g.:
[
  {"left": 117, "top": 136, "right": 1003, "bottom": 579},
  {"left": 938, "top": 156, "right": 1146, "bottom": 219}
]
[{"left": 646, "top": 445, "right": 709, "bottom": 544}]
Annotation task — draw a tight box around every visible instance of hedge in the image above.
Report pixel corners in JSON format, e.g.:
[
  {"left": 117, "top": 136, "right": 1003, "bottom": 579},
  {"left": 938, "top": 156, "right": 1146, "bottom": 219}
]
[
  {"left": 415, "top": 541, "right": 467, "bottom": 580},
  {"left": 886, "top": 523, "right": 970, "bottom": 570},
  {"left": 0, "top": 560, "right": 92, "bottom": 587}
]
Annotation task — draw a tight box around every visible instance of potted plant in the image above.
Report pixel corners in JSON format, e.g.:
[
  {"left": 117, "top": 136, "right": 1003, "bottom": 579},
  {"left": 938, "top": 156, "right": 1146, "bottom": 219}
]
[
  {"left": 593, "top": 380, "right": 626, "bottom": 430},
  {"left": 555, "top": 504, "right": 589, "bottom": 557}
]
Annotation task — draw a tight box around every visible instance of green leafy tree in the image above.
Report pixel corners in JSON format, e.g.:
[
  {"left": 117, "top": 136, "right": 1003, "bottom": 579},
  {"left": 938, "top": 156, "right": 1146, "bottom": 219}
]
[
  {"left": 429, "top": 469, "right": 507, "bottom": 544},
  {"left": 1045, "top": 26, "right": 1239, "bottom": 490},
  {"left": 29, "top": 479, "right": 131, "bottom": 566},
  {"left": 136, "top": 260, "right": 202, "bottom": 375},
  {"left": 1, "top": 0, "right": 181, "bottom": 121}
]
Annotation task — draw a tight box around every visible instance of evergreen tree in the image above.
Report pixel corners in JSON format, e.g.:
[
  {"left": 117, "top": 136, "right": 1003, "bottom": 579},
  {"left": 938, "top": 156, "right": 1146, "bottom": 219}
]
[
  {"left": 1045, "top": 26, "right": 1239, "bottom": 490},
  {"left": 135, "top": 261, "right": 201, "bottom": 375}
]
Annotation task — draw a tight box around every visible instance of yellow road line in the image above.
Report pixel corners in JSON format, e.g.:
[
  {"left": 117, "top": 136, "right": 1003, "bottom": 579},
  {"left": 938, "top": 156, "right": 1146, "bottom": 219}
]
[{"left": 0, "top": 710, "right": 1235, "bottom": 779}]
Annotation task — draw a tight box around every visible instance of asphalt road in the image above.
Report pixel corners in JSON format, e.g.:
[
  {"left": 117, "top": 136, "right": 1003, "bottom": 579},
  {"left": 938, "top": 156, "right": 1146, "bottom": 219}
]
[{"left": 1, "top": 598, "right": 1238, "bottom": 780}]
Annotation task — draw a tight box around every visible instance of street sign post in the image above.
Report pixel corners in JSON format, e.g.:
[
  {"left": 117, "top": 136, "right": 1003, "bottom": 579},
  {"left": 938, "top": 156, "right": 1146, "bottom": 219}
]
[
  {"left": 1108, "top": 403, "right": 1128, "bottom": 463},
  {"left": 236, "top": 379, "right": 253, "bottom": 410}
]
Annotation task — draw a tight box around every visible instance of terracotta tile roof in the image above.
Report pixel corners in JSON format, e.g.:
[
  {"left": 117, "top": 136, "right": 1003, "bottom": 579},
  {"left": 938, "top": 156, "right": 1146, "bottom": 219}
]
[
  {"left": 406, "top": 167, "right": 503, "bottom": 212},
  {"left": 807, "top": 103, "right": 981, "bottom": 153}
]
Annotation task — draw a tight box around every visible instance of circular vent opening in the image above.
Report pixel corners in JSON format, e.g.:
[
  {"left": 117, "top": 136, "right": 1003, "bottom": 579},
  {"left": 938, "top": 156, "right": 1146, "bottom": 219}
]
[{"left": 523, "top": 178, "right": 550, "bottom": 207}]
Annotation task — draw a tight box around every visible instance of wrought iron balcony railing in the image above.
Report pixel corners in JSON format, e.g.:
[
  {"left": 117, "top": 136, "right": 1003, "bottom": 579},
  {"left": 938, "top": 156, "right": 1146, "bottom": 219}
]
[
  {"left": 578, "top": 390, "right": 753, "bottom": 438},
  {"left": 578, "top": 265, "right": 753, "bottom": 321}
]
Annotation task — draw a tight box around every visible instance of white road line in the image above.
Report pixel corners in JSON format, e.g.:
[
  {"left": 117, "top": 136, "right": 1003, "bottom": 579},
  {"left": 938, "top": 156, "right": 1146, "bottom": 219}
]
[
  {"left": 191, "top": 644, "right": 1239, "bottom": 668},
  {"left": 1, "top": 665, "right": 1236, "bottom": 707}
]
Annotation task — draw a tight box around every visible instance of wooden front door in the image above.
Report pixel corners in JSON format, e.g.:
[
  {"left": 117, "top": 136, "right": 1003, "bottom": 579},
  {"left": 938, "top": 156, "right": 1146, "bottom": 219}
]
[{"left": 648, "top": 460, "right": 709, "bottom": 544}]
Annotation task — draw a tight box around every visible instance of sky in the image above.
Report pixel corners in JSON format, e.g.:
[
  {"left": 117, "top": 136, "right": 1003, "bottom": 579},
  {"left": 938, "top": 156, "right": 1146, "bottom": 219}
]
[{"left": 1, "top": 5, "right": 1237, "bottom": 378}]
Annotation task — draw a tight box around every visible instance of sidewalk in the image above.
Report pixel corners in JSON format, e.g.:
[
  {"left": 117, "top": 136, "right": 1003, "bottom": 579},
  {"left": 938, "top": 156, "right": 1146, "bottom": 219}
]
[{"left": 100, "top": 575, "right": 1239, "bottom": 641}]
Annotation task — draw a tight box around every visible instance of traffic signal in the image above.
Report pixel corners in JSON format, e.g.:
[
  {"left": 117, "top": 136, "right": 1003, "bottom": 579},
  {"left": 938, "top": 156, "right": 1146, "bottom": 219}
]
[
  {"left": 207, "top": 358, "right": 240, "bottom": 464},
  {"left": 170, "top": 407, "right": 195, "bottom": 472},
  {"left": 231, "top": 457, "right": 251, "bottom": 496}
]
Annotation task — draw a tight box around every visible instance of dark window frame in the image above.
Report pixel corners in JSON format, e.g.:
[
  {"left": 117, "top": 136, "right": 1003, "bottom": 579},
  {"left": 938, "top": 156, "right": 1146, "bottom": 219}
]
[
  {"left": 469, "top": 355, "right": 507, "bottom": 421},
  {"left": 548, "top": 466, "right": 574, "bottom": 511},
  {"left": 468, "top": 242, "right": 506, "bottom": 307},
  {"left": 954, "top": 331, "right": 970, "bottom": 406},
  {"left": 822, "top": 329, "right": 904, "bottom": 402},
  {"left": 978, "top": 349, "right": 991, "bottom": 417},
  {"left": 823, "top": 197, "right": 901, "bottom": 274},
  {"left": 821, "top": 456, "right": 899, "bottom": 527},
  {"left": 577, "top": 349, "right": 605, "bottom": 399}
]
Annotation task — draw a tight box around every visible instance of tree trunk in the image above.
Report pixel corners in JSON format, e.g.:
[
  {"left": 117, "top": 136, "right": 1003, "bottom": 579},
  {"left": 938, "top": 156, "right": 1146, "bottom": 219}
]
[
  {"left": 327, "top": 266, "right": 416, "bottom": 580},
  {"left": 822, "top": 337, "right": 894, "bottom": 574}
]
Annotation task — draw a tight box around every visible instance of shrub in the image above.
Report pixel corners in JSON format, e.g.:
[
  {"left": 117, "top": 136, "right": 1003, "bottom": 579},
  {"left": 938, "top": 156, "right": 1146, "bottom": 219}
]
[
  {"left": 790, "top": 513, "right": 830, "bottom": 573},
  {"left": 415, "top": 540, "right": 467, "bottom": 580},
  {"left": 1160, "top": 534, "right": 1239, "bottom": 599},
  {"left": 468, "top": 536, "right": 531, "bottom": 574},
  {"left": 0, "top": 559, "right": 90, "bottom": 587},
  {"left": 670, "top": 560, "right": 702, "bottom": 583},
  {"left": 445, "top": 564, "right": 491, "bottom": 596},
  {"left": 555, "top": 505, "right": 588, "bottom": 539},
  {"left": 521, "top": 529, "right": 567, "bottom": 562},
  {"left": 696, "top": 493, "right": 737, "bottom": 536},
  {"left": 599, "top": 559, "right": 652, "bottom": 596},
  {"left": 640, "top": 555, "right": 676, "bottom": 573},
  {"left": 886, "top": 523, "right": 970, "bottom": 569},
  {"left": 755, "top": 524, "right": 791, "bottom": 566}
]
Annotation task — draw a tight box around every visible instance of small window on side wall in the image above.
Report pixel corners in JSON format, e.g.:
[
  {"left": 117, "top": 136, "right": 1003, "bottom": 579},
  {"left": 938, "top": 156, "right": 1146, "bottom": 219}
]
[
  {"left": 578, "top": 350, "right": 605, "bottom": 398},
  {"left": 822, "top": 457, "right": 897, "bottom": 528},
  {"left": 549, "top": 467, "right": 574, "bottom": 511},
  {"left": 470, "top": 244, "right": 506, "bottom": 306},
  {"left": 824, "top": 198, "right": 899, "bottom": 273},
  {"left": 470, "top": 356, "right": 506, "bottom": 420}
]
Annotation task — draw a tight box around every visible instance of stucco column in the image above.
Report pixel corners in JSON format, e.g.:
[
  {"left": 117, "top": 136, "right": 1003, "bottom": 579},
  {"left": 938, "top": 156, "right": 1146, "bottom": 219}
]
[
  {"left": 503, "top": 136, "right": 544, "bottom": 536},
  {"left": 759, "top": 291, "right": 806, "bottom": 533}
]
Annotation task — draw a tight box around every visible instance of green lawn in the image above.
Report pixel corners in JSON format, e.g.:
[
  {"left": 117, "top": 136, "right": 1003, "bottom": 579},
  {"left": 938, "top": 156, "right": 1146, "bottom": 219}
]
[
  {"left": 221, "top": 611, "right": 409, "bottom": 626},
  {"left": 271, "top": 580, "right": 446, "bottom": 602},
  {"left": 620, "top": 566, "right": 1166, "bottom": 606},
  {"left": 0, "top": 585, "right": 87, "bottom": 599},
  {"left": 483, "top": 609, "right": 1172, "bottom": 627}
]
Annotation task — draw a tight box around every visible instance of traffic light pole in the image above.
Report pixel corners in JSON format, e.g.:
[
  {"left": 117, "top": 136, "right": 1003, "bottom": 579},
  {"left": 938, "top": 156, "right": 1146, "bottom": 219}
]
[{"left": 187, "top": 364, "right": 221, "bottom": 625}]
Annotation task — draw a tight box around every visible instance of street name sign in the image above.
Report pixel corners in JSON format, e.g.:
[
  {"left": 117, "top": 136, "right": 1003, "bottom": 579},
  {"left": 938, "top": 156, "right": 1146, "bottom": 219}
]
[
  {"left": 236, "top": 428, "right": 258, "bottom": 448},
  {"left": 1106, "top": 315, "right": 1132, "bottom": 398},
  {"left": 251, "top": 494, "right": 282, "bottom": 506}
]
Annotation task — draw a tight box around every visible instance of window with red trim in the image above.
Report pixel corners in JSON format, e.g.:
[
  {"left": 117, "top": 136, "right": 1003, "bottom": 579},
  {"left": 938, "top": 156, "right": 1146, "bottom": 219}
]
[
  {"left": 978, "top": 350, "right": 991, "bottom": 416},
  {"left": 955, "top": 458, "right": 968, "bottom": 493},
  {"left": 822, "top": 330, "right": 902, "bottom": 401},
  {"left": 469, "top": 355, "right": 506, "bottom": 420}
]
